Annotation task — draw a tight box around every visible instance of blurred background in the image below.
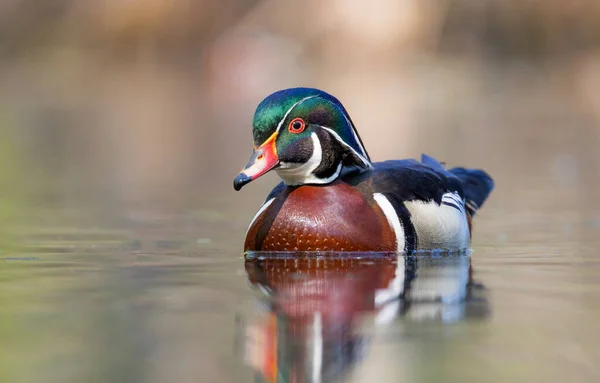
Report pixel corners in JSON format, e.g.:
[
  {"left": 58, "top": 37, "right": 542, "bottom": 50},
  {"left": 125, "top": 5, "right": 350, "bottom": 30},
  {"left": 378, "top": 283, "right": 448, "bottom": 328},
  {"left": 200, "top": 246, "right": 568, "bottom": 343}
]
[
  {"left": 1, "top": 1, "right": 600, "bottom": 382},
  {"left": 1, "top": 0, "right": 599, "bottom": 226}
]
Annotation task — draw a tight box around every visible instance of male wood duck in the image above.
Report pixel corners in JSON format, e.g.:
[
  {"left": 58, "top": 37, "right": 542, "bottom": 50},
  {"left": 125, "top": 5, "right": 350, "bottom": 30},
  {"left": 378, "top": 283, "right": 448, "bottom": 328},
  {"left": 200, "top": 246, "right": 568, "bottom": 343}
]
[{"left": 233, "top": 88, "right": 494, "bottom": 253}]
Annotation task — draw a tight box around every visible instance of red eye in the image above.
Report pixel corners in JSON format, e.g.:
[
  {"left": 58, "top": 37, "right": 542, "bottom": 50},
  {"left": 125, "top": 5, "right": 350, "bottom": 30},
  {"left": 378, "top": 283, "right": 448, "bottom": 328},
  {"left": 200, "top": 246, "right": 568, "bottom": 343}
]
[{"left": 288, "top": 118, "right": 305, "bottom": 134}]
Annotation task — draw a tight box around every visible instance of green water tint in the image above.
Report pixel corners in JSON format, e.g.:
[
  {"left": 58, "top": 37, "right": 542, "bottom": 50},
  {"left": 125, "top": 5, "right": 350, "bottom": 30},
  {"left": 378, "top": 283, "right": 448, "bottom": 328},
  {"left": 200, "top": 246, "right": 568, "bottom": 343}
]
[
  {"left": 0, "top": 123, "right": 23, "bottom": 255},
  {"left": 0, "top": 95, "right": 598, "bottom": 382}
]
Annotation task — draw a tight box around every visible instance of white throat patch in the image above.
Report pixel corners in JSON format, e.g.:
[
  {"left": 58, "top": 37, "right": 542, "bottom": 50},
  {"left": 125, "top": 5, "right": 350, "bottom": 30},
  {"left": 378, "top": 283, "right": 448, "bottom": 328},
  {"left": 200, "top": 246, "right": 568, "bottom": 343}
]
[{"left": 276, "top": 132, "right": 342, "bottom": 186}]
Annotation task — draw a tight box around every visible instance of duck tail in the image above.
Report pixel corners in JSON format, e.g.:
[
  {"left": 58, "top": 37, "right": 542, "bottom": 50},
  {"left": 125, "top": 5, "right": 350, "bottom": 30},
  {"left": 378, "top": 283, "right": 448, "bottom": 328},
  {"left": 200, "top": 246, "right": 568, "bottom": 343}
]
[
  {"left": 448, "top": 167, "right": 494, "bottom": 216},
  {"left": 420, "top": 154, "right": 494, "bottom": 215}
]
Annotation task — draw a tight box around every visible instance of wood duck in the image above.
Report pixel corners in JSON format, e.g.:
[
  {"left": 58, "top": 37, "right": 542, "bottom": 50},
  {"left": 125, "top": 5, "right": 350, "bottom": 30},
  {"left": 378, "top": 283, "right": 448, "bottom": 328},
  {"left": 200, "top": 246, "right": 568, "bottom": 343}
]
[{"left": 234, "top": 88, "right": 494, "bottom": 253}]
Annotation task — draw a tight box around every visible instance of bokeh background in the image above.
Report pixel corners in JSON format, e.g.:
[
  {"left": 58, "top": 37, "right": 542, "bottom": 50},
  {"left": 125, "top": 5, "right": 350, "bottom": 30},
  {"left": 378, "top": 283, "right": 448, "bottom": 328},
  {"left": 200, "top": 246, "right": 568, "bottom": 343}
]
[
  {"left": 1, "top": 1, "right": 600, "bottom": 382},
  {"left": 2, "top": 0, "right": 599, "bottom": 226}
]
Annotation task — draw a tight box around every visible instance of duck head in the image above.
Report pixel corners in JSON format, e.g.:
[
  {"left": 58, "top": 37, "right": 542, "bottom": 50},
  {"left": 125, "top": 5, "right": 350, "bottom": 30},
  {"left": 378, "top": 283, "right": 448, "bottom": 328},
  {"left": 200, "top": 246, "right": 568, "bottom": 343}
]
[{"left": 233, "top": 88, "right": 373, "bottom": 191}]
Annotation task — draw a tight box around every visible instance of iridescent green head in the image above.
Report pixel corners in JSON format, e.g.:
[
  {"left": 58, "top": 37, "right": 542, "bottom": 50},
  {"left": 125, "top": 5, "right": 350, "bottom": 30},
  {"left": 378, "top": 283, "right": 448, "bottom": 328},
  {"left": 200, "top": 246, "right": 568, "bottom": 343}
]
[{"left": 234, "top": 88, "right": 372, "bottom": 190}]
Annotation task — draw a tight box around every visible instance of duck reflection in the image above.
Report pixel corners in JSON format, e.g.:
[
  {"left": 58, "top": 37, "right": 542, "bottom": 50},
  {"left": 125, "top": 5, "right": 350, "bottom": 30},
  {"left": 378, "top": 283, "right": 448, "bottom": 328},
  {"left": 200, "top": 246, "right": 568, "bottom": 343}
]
[{"left": 243, "top": 253, "right": 488, "bottom": 383}]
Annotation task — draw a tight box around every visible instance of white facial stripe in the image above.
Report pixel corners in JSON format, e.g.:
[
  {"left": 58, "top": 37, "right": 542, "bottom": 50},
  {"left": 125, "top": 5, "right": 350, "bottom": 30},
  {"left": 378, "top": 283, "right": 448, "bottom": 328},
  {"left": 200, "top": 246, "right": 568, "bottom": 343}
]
[
  {"left": 320, "top": 126, "right": 373, "bottom": 169},
  {"left": 341, "top": 114, "right": 371, "bottom": 161},
  {"left": 275, "top": 95, "right": 318, "bottom": 134},
  {"left": 246, "top": 198, "right": 275, "bottom": 236},
  {"left": 311, "top": 162, "right": 342, "bottom": 184},
  {"left": 373, "top": 193, "right": 405, "bottom": 253},
  {"left": 276, "top": 132, "right": 322, "bottom": 183},
  {"left": 276, "top": 132, "right": 342, "bottom": 186}
]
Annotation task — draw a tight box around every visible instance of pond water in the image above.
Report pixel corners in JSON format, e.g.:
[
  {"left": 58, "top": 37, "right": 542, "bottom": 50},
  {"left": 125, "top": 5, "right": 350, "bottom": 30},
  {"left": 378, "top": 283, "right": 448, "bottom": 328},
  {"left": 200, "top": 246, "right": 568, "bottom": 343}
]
[
  {"left": 2, "top": 169, "right": 600, "bottom": 383},
  {"left": 2, "top": 67, "right": 600, "bottom": 383}
]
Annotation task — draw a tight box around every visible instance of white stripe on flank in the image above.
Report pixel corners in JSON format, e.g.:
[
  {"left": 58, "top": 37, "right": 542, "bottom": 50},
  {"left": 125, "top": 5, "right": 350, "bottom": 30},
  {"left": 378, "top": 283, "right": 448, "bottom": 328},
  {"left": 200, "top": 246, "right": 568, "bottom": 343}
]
[
  {"left": 275, "top": 95, "right": 318, "bottom": 134},
  {"left": 246, "top": 198, "right": 274, "bottom": 235},
  {"left": 320, "top": 126, "right": 373, "bottom": 169},
  {"left": 373, "top": 193, "right": 405, "bottom": 253}
]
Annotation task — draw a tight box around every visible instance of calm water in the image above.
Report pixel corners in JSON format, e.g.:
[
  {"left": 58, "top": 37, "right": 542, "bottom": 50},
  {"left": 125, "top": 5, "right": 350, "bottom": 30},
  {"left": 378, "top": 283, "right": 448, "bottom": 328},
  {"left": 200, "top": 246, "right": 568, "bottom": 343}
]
[
  {"left": 2, "top": 177, "right": 600, "bottom": 383},
  {"left": 2, "top": 68, "right": 600, "bottom": 382}
]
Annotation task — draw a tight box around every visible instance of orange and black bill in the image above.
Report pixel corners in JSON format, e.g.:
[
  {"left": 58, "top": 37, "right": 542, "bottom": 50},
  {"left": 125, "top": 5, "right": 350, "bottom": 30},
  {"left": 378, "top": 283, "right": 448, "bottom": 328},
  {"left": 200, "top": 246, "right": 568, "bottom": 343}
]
[{"left": 234, "top": 133, "right": 279, "bottom": 191}]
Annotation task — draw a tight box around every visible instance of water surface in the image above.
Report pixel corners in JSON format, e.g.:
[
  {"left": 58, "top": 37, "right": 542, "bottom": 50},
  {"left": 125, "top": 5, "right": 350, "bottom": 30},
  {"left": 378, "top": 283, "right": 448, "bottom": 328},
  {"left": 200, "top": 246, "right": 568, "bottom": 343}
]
[
  {"left": 2, "top": 62, "right": 600, "bottom": 383},
  {"left": 2, "top": 200, "right": 600, "bottom": 383}
]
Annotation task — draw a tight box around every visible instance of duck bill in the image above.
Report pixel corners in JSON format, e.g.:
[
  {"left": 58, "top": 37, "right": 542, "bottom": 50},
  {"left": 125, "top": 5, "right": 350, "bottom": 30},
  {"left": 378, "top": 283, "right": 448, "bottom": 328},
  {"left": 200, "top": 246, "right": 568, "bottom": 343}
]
[{"left": 234, "top": 132, "right": 279, "bottom": 191}]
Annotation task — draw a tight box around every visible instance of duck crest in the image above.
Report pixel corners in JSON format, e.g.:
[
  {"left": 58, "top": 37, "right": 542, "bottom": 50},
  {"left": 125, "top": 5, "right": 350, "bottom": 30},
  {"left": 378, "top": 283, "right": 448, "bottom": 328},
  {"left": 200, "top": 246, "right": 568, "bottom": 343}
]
[{"left": 254, "top": 88, "right": 372, "bottom": 171}]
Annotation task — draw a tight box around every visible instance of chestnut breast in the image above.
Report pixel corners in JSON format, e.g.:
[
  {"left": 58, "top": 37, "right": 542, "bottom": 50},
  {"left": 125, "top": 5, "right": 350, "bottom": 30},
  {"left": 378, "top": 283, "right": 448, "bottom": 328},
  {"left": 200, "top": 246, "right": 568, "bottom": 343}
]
[{"left": 244, "top": 182, "right": 397, "bottom": 252}]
